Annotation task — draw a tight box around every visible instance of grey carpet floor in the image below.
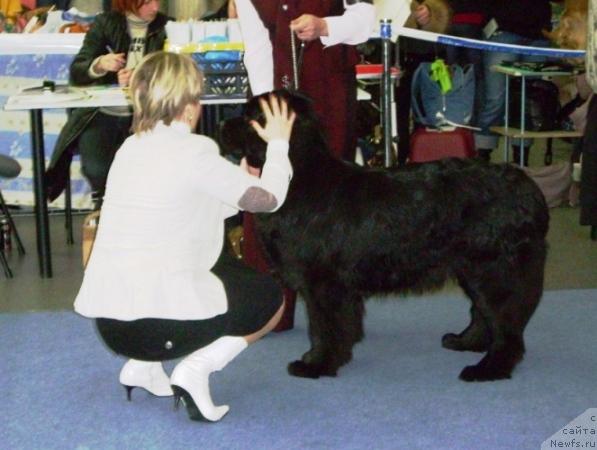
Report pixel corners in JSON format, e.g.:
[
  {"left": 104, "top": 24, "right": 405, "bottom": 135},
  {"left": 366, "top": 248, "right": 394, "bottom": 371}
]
[{"left": 2, "top": 289, "right": 596, "bottom": 450}]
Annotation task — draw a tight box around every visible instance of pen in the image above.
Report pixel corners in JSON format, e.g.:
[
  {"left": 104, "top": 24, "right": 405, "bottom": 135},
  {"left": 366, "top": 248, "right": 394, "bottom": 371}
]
[{"left": 106, "top": 45, "right": 114, "bottom": 53}]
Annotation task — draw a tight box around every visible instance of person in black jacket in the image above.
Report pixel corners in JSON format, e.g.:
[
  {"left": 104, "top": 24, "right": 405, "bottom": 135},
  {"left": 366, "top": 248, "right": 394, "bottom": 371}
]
[
  {"left": 45, "top": 0, "right": 168, "bottom": 206},
  {"left": 474, "top": 0, "right": 553, "bottom": 164}
]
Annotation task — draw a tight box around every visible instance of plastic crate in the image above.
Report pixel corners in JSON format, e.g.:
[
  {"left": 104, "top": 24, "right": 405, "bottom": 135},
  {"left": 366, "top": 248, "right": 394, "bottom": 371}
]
[{"left": 191, "top": 55, "right": 248, "bottom": 99}]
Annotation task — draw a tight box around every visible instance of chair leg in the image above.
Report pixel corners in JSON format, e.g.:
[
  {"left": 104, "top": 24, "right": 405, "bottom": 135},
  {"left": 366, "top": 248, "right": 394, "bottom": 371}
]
[
  {"left": 545, "top": 138, "right": 553, "bottom": 166},
  {"left": 0, "top": 248, "right": 13, "bottom": 278},
  {"left": 64, "top": 168, "right": 74, "bottom": 245},
  {"left": 0, "top": 189, "right": 25, "bottom": 255}
]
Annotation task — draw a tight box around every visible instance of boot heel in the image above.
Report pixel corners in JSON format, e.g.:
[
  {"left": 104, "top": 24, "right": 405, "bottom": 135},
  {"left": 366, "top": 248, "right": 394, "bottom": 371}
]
[
  {"left": 123, "top": 385, "right": 134, "bottom": 401},
  {"left": 172, "top": 385, "right": 209, "bottom": 422},
  {"left": 173, "top": 389, "right": 181, "bottom": 410}
]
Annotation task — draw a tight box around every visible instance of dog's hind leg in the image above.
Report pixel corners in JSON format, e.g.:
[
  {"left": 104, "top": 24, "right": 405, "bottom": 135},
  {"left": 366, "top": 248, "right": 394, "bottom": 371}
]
[
  {"left": 442, "top": 278, "right": 491, "bottom": 353},
  {"left": 442, "top": 305, "right": 490, "bottom": 353},
  {"left": 459, "top": 242, "right": 546, "bottom": 382},
  {"left": 352, "top": 297, "right": 366, "bottom": 344},
  {"left": 288, "top": 281, "right": 363, "bottom": 379}
]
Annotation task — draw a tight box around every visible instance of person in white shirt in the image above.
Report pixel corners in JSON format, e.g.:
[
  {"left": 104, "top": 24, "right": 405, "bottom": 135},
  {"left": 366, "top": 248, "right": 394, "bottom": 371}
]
[{"left": 74, "top": 51, "right": 296, "bottom": 423}]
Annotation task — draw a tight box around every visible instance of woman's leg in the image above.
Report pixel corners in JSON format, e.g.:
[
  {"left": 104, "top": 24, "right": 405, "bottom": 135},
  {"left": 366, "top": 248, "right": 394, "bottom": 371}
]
[
  {"left": 95, "top": 250, "right": 284, "bottom": 421},
  {"left": 474, "top": 34, "right": 518, "bottom": 158},
  {"left": 78, "top": 113, "right": 130, "bottom": 198},
  {"left": 168, "top": 251, "right": 285, "bottom": 421}
]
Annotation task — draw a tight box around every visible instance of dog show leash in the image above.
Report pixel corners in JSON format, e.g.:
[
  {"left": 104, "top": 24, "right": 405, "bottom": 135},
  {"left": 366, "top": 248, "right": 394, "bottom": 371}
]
[{"left": 289, "top": 29, "right": 305, "bottom": 90}]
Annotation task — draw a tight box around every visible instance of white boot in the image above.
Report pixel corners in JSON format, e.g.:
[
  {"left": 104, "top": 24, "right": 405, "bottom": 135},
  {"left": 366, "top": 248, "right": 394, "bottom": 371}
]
[
  {"left": 170, "top": 336, "right": 248, "bottom": 422},
  {"left": 119, "top": 359, "right": 173, "bottom": 400}
]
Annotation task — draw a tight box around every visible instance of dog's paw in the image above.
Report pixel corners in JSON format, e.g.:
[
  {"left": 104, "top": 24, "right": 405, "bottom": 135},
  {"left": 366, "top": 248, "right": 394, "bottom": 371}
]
[
  {"left": 458, "top": 364, "right": 512, "bottom": 382},
  {"left": 442, "top": 333, "right": 488, "bottom": 353},
  {"left": 287, "top": 360, "right": 338, "bottom": 378}
]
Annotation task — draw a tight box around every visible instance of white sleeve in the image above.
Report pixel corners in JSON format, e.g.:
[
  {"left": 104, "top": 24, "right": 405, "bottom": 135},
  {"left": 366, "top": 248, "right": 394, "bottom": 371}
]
[
  {"left": 320, "top": 2, "right": 376, "bottom": 47},
  {"left": 190, "top": 138, "right": 292, "bottom": 211},
  {"left": 235, "top": 0, "right": 274, "bottom": 95}
]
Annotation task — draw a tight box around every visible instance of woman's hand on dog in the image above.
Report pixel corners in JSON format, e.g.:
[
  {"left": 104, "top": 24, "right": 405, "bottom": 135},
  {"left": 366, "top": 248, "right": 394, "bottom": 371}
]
[{"left": 250, "top": 94, "right": 296, "bottom": 143}]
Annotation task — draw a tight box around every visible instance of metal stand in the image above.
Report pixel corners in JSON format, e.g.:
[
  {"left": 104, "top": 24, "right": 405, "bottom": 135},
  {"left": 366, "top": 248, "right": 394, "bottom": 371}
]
[{"left": 380, "top": 19, "right": 394, "bottom": 168}]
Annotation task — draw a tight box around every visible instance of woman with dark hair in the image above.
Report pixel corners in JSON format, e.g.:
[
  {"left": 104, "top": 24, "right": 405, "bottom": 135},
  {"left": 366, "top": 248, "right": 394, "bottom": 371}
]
[{"left": 45, "top": 0, "right": 168, "bottom": 206}]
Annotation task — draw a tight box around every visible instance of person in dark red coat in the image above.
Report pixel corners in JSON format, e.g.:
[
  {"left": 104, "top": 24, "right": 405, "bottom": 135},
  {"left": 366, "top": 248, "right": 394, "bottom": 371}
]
[
  {"left": 234, "top": 0, "right": 374, "bottom": 330},
  {"left": 234, "top": 0, "right": 447, "bottom": 329},
  {"left": 235, "top": 0, "right": 374, "bottom": 160}
]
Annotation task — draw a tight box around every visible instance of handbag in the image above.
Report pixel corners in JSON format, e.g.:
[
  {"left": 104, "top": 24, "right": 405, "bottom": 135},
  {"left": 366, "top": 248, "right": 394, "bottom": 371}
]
[
  {"left": 411, "top": 61, "right": 475, "bottom": 128},
  {"left": 507, "top": 78, "right": 561, "bottom": 131},
  {"left": 523, "top": 161, "right": 572, "bottom": 208}
]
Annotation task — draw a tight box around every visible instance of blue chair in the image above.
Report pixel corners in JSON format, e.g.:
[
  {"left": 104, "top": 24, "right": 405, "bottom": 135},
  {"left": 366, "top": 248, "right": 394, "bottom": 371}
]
[{"left": 0, "top": 154, "right": 26, "bottom": 277}]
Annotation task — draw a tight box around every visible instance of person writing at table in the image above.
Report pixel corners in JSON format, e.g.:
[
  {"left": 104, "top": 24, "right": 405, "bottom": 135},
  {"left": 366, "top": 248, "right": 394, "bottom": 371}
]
[
  {"left": 45, "top": 0, "right": 168, "bottom": 208},
  {"left": 74, "top": 51, "right": 296, "bottom": 423}
]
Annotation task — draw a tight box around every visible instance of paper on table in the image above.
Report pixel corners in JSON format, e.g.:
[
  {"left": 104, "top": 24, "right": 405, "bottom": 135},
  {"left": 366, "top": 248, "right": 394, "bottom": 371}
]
[
  {"left": 83, "top": 86, "right": 130, "bottom": 103},
  {"left": 6, "top": 85, "right": 89, "bottom": 106}
]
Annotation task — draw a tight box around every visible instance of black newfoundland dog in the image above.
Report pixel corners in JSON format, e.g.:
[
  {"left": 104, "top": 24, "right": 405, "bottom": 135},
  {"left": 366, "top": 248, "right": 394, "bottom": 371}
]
[{"left": 220, "top": 90, "right": 549, "bottom": 382}]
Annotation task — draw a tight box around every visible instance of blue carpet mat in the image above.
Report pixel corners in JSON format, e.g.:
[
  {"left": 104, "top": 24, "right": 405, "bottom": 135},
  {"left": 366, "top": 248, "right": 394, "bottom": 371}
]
[{"left": 2, "top": 289, "right": 596, "bottom": 450}]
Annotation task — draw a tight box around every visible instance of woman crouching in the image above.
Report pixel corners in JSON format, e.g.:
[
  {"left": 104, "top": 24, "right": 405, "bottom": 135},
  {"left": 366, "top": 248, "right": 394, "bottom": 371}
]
[{"left": 74, "top": 51, "right": 296, "bottom": 422}]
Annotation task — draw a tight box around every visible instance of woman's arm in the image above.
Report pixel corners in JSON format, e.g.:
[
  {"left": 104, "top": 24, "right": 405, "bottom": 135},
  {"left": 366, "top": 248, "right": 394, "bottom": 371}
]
[
  {"left": 318, "top": 1, "right": 376, "bottom": 46},
  {"left": 70, "top": 14, "right": 124, "bottom": 85},
  {"left": 192, "top": 95, "right": 296, "bottom": 213}
]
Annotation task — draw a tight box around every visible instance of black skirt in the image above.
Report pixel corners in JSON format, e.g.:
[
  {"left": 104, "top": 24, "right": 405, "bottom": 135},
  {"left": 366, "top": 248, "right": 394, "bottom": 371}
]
[{"left": 95, "top": 251, "right": 283, "bottom": 361}]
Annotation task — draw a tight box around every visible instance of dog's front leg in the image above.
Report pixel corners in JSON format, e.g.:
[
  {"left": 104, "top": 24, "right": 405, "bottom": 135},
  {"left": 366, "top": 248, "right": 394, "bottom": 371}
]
[{"left": 288, "top": 282, "right": 358, "bottom": 378}]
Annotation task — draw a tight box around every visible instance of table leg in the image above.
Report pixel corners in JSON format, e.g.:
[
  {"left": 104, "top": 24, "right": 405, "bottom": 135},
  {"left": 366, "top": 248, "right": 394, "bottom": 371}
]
[
  {"left": 520, "top": 75, "right": 526, "bottom": 166},
  {"left": 30, "top": 109, "right": 53, "bottom": 278},
  {"left": 504, "top": 76, "right": 510, "bottom": 162}
]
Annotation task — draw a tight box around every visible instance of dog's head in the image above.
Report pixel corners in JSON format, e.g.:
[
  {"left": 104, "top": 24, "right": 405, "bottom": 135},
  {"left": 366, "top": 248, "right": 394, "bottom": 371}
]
[{"left": 220, "top": 89, "right": 326, "bottom": 169}]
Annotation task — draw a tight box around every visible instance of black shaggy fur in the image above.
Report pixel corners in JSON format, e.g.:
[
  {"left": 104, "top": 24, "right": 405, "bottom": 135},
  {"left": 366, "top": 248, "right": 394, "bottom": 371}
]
[{"left": 220, "top": 90, "right": 550, "bottom": 382}]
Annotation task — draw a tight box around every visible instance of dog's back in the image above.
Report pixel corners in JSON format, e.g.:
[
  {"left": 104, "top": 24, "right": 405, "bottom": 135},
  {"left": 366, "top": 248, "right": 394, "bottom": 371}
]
[{"left": 260, "top": 156, "right": 548, "bottom": 296}]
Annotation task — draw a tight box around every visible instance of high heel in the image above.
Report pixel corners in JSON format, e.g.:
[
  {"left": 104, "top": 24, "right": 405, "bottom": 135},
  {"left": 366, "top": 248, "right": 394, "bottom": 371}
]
[
  {"left": 119, "top": 359, "right": 173, "bottom": 400},
  {"left": 172, "top": 385, "right": 224, "bottom": 422},
  {"left": 170, "top": 336, "right": 247, "bottom": 422},
  {"left": 124, "top": 385, "right": 134, "bottom": 402}
]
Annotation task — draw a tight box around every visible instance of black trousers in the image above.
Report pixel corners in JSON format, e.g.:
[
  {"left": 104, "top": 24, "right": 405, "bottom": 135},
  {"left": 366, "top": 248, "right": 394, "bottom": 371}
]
[
  {"left": 78, "top": 112, "right": 131, "bottom": 195},
  {"left": 580, "top": 95, "right": 597, "bottom": 226},
  {"left": 95, "top": 252, "right": 283, "bottom": 361}
]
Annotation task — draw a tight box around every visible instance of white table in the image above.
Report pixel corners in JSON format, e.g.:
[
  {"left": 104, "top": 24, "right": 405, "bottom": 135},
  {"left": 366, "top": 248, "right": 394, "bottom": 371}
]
[{"left": 4, "top": 86, "right": 246, "bottom": 277}]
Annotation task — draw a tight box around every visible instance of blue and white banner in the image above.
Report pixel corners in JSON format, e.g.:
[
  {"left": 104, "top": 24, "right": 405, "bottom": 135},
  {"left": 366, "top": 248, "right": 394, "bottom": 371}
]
[
  {"left": 0, "top": 40, "right": 91, "bottom": 209},
  {"left": 378, "top": 26, "right": 587, "bottom": 59}
]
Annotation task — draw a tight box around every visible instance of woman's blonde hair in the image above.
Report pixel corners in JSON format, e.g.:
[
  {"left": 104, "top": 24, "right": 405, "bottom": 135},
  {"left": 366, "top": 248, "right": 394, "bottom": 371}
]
[{"left": 130, "top": 51, "right": 203, "bottom": 134}]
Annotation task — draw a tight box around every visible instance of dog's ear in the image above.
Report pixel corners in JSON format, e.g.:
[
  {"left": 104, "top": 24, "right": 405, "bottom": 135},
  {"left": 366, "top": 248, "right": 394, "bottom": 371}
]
[
  {"left": 273, "top": 89, "right": 315, "bottom": 120},
  {"left": 218, "top": 115, "right": 255, "bottom": 162}
]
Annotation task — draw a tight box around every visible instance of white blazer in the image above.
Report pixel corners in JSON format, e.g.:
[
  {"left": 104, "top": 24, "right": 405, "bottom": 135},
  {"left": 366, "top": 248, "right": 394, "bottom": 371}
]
[{"left": 74, "top": 121, "right": 291, "bottom": 321}]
